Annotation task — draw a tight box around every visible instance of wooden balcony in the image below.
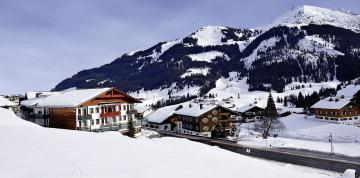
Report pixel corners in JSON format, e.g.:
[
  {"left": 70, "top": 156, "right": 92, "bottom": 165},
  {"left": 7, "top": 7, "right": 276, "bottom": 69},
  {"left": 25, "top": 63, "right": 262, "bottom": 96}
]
[{"left": 100, "top": 111, "right": 120, "bottom": 118}]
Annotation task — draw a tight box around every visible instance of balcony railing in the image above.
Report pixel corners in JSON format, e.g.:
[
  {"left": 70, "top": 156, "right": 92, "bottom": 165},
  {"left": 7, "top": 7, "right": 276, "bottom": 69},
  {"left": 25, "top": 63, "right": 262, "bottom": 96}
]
[
  {"left": 100, "top": 111, "right": 120, "bottom": 118},
  {"left": 29, "top": 113, "right": 49, "bottom": 119},
  {"left": 127, "top": 109, "right": 138, "bottom": 114},
  {"left": 78, "top": 115, "right": 92, "bottom": 120},
  {"left": 78, "top": 120, "right": 142, "bottom": 132}
]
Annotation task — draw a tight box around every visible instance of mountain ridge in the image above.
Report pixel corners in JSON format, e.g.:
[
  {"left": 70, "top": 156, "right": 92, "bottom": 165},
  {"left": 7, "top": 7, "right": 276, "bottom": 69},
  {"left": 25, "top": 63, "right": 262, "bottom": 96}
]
[{"left": 54, "top": 5, "right": 360, "bottom": 104}]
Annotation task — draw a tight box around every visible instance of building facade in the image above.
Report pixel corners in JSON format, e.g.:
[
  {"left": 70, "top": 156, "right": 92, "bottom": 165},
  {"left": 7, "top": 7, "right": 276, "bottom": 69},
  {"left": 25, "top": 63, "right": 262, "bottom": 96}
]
[
  {"left": 175, "top": 105, "right": 240, "bottom": 137},
  {"left": 311, "top": 96, "right": 360, "bottom": 124},
  {"left": 237, "top": 105, "right": 265, "bottom": 122},
  {"left": 21, "top": 88, "right": 142, "bottom": 133}
]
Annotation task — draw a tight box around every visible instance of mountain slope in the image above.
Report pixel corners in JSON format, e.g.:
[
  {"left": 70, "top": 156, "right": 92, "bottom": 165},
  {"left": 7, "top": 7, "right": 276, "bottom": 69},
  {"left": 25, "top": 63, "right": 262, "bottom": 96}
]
[{"left": 54, "top": 5, "right": 360, "bottom": 102}]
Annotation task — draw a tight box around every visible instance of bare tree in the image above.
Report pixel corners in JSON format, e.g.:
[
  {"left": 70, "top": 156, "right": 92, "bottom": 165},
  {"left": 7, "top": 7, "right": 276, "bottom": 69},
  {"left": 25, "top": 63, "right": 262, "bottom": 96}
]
[{"left": 254, "top": 93, "right": 285, "bottom": 139}]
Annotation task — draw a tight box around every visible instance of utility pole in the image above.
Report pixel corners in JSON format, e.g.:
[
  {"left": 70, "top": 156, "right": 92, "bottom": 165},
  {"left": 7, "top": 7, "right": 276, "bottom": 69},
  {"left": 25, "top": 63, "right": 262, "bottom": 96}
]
[{"left": 329, "top": 133, "right": 334, "bottom": 153}]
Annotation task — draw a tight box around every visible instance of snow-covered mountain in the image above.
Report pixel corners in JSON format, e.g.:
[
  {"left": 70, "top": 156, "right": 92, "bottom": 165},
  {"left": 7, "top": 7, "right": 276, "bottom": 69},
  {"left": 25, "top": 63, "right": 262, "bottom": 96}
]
[
  {"left": 270, "top": 5, "right": 360, "bottom": 33},
  {"left": 54, "top": 5, "right": 360, "bottom": 104}
]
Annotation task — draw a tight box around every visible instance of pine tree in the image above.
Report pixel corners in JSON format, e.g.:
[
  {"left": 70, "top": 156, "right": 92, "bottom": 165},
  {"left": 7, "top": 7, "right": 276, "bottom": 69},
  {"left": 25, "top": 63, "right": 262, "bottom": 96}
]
[
  {"left": 297, "top": 92, "right": 305, "bottom": 108},
  {"left": 265, "top": 93, "right": 277, "bottom": 113},
  {"left": 127, "top": 117, "right": 136, "bottom": 138}
]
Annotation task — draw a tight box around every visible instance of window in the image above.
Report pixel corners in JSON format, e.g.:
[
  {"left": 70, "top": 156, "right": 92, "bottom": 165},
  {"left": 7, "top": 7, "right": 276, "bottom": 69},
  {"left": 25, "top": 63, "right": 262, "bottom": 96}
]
[
  {"left": 202, "top": 118, "right": 208, "bottom": 123},
  {"left": 96, "top": 107, "right": 99, "bottom": 113},
  {"left": 203, "top": 126, "right": 209, "bottom": 132},
  {"left": 123, "top": 115, "right": 127, "bottom": 121},
  {"left": 123, "top": 105, "right": 126, "bottom": 110},
  {"left": 101, "top": 118, "right": 105, "bottom": 124},
  {"left": 212, "top": 117, "right": 218, "bottom": 122},
  {"left": 91, "top": 120, "right": 94, "bottom": 125},
  {"left": 212, "top": 110, "right": 218, "bottom": 115},
  {"left": 83, "top": 108, "right": 87, "bottom": 115},
  {"left": 96, "top": 119, "right": 100, "bottom": 124},
  {"left": 78, "top": 108, "right": 82, "bottom": 115},
  {"left": 90, "top": 108, "right": 94, "bottom": 114}
]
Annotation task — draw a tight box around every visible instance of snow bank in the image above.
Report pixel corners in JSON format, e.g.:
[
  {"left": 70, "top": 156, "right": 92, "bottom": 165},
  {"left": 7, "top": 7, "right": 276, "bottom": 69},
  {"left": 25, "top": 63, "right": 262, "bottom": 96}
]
[
  {"left": 0, "top": 107, "right": 338, "bottom": 178},
  {"left": 0, "top": 108, "right": 38, "bottom": 127}
]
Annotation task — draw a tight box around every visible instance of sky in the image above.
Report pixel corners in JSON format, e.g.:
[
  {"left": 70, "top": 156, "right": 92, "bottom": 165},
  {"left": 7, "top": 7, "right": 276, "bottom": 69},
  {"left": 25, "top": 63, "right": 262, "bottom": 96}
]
[{"left": 1, "top": 0, "right": 360, "bottom": 95}]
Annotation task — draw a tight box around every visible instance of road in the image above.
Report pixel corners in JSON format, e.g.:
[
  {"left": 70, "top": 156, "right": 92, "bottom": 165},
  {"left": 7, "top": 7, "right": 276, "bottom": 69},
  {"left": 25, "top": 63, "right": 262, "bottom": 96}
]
[{"left": 156, "top": 130, "right": 360, "bottom": 173}]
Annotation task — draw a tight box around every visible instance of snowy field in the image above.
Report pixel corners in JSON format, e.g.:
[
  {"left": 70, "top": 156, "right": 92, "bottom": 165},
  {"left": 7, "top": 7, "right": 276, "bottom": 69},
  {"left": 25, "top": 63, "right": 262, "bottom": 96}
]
[
  {"left": 0, "top": 108, "right": 340, "bottom": 178},
  {"left": 238, "top": 114, "right": 360, "bottom": 157}
]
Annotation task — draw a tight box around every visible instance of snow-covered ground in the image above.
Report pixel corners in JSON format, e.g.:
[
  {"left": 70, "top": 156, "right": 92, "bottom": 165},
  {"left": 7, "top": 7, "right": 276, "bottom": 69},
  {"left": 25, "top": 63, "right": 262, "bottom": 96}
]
[
  {"left": 207, "top": 71, "right": 340, "bottom": 109},
  {"left": 238, "top": 114, "right": 360, "bottom": 157},
  {"left": 0, "top": 108, "right": 340, "bottom": 178}
]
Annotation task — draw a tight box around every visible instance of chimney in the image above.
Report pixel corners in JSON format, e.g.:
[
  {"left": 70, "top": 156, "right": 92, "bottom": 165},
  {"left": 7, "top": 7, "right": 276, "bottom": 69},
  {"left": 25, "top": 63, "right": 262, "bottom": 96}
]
[{"left": 200, "top": 104, "right": 203, "bottom": 110}]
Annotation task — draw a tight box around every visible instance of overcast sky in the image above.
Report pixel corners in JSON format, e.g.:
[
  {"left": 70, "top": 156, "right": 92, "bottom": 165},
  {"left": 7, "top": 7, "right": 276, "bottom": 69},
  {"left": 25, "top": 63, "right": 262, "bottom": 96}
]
[{"left": 1, "top": 0, "right": 359, "bottom": 95}]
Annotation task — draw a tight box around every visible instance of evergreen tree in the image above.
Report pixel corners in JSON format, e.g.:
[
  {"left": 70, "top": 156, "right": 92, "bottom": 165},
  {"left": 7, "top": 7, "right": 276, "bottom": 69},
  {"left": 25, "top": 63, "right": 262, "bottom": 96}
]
[
  {"left": 127, "top": 117, "right": 136, "bottom": 138},
  {"left": 297, "top": 92, "right": 305, "bottom": 108},
  {"left": 265, "top": 93, "right": 277, "bottom": 113},
  {"left": 283, "top": 96, "right": 288, "bottom": 107}
]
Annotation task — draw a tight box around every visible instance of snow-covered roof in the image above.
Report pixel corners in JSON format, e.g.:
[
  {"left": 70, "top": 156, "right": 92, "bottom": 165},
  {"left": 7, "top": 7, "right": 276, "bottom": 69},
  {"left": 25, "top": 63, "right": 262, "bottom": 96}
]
[
  {"left": 21, "top": 97, "right": 47, "bottom": 107},
  {"left": 25, "top": 91, "right": 58, "bottom": 100},
  {"left": 174, "top": 104, "right": 218, "bottom": 118},
  {"left": 145, "top": 105, "right": 178, "bottom": 124},
  {"left": 0, "top": 96, "right": 17, "bottom": 107},
  {"left": 236, "top": 105, "right": 264, "bottom": 113},
  {"left": 310, "top": 97, "right": 352, "bottom": 110},
  {"left": 36, "top": 88, "right": 112, "bottom": 108}
]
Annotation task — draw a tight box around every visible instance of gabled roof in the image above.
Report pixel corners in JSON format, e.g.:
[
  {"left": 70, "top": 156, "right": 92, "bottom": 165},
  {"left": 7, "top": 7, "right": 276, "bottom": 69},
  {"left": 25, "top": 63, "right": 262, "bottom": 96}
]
[
  {"left": 145, "top": 105, "right": 178, "bottom": 124},
  {"left": 174, "top": 104, "right": 218, "bottom": 118},
  {"left": 36, "top": 88, "right": 112, "bottom": 108},
  {"left": 310, "top": 97, "right": 352, "bottom": 110},
  {"left": 23, "top": 87, "right": 140, "bottom": 108},
  {"left": 0, "top": 96, "right": 17, "bottom": 107},
  {"left": 236, "top": 105, "right": 264, "bottom": 113}
]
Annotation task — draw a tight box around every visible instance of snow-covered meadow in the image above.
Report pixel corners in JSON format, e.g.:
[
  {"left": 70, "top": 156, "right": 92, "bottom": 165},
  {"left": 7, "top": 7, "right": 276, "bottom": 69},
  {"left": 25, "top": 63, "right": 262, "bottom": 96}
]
[
  {"left": 238, "top": 114, "right": 360, "bottom": 157},
  {"left": 0, "top": 108, "right": 340, "bottom": 178}
]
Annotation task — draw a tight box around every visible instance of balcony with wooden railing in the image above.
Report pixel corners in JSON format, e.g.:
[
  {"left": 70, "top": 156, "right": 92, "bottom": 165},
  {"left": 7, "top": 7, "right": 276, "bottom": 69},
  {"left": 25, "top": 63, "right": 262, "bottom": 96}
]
[{"left": 100, "top": 111, "right": 120, "bottom": 118}]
